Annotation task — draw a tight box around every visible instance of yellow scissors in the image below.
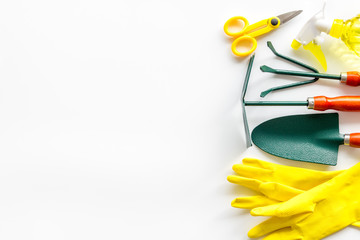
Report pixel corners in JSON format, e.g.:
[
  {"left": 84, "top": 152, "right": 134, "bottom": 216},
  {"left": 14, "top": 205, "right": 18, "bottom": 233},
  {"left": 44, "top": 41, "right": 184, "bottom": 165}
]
[{"left": 224, "top": 10, "right": 302, "bottom": 56}]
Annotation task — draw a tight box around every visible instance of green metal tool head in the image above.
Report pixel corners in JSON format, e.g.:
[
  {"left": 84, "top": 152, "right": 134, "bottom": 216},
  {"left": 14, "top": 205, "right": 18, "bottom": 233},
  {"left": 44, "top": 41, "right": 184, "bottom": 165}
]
[
  {"left": 260, "top": 42, "right": 319, "bottom": 97},
  {"left": 251, "top": 113, "right": 345, "bottom": 165}
]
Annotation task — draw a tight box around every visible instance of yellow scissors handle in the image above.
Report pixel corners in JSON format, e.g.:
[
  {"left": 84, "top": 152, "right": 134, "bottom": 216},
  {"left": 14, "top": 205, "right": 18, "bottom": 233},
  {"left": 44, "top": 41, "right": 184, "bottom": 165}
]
[
  {"left": 224, "top": 16, "right": 249, "bottom": 37},
  {"left": 231, "top": 36, "right": 258, "bottom": 56},
  {"left": 224, "top": 16, "right": 281, "bottom": 56}
]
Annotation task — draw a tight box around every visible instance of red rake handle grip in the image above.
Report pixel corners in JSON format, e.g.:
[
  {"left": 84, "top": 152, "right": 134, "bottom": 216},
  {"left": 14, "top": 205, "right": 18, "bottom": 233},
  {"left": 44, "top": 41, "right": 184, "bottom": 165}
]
[
  {"left": 349, "top": 133, "right": 360, "bottom": 148},
  {"left": 312, "top": 96, "right": 360, "bottom": 111}
]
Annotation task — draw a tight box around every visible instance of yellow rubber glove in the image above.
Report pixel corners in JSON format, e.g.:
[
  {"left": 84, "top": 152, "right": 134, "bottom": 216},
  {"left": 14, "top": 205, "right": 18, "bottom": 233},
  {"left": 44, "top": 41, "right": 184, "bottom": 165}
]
[
  {"left": 227, "top": 158, "right": 343, "bottom": 208},
  {"left": 248, "top": 162, "right": 360, "bottom": 240},
  {"left": 227, "top": 158, "right": 360, "bottom": 228}
]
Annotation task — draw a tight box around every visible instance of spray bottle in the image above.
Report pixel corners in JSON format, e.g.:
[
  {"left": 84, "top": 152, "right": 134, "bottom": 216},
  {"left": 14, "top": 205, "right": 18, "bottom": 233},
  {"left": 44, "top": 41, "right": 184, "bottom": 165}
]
[{"left": 292, "top": 3, "right": 360, "bottom": 71}]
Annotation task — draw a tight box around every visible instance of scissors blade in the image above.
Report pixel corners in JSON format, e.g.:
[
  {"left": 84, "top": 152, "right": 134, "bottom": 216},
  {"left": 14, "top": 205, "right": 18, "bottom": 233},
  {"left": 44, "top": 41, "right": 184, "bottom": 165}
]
[{"left": 277, "top": 10, "right": 302, "bottom": 25}]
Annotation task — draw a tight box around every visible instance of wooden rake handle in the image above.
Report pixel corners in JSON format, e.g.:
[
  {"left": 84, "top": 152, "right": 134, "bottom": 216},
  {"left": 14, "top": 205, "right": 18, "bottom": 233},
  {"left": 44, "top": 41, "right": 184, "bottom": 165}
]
[{"left": 311, "top": 96, "right": 360, "bottom": 111}]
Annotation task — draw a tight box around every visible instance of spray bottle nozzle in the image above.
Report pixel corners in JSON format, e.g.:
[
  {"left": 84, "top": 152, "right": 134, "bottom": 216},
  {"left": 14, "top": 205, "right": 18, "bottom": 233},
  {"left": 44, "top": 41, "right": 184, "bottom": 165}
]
[
  {"left": 292, "top": 3, "right": 330, "bottom": 71},
  {"left": 291, "top": 39, "right": 302, "bottom": 50}
]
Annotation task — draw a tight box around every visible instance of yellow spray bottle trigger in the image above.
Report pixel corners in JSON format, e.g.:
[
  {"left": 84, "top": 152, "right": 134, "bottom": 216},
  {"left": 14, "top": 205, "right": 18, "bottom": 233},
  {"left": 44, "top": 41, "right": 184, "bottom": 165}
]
[
  {"left": 291, "top": 39, "right": 327, "bottom": 71},
  {"left": 303, "top": 41, "right": 327, "bottom": 71},
  {"left": 291, "top": 3, "right": 331, "bottom": 71}
]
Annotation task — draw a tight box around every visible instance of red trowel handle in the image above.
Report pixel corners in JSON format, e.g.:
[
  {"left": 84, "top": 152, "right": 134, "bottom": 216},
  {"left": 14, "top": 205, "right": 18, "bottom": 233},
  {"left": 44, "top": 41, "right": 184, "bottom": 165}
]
[
  {"left": 346, "top": 133, "right": 360, "bottom": 148},
  {"left": 342, "top": 72, "right": 360, "bottom": 86},
  {"left": 309, "top": 96, "right": 360, "bottom": 111}
]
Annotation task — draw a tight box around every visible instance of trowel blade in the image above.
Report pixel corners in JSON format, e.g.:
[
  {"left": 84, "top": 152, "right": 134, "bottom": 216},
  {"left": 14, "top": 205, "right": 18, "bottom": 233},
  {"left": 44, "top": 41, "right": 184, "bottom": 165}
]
[{"left": 251, "top": 113, "right": 345, "bottom": 165}]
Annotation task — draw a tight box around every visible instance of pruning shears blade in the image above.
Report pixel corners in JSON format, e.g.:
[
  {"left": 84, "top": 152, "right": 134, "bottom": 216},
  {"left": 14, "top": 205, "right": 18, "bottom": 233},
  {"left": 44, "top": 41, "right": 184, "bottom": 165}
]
[{"left": 277, "top": 10, "right": 302, "bottom": 25}]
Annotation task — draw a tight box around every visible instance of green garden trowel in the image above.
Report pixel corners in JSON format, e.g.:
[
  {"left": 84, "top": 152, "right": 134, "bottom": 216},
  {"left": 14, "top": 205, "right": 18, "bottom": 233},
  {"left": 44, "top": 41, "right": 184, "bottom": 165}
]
[{"left": 251, "top": 113, "right": 360, "bottom": 165}]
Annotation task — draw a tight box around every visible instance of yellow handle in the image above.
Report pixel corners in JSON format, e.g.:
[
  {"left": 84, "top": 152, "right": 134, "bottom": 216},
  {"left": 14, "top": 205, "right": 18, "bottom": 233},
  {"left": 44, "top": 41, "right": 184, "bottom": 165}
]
[
  {"left": 224, "top": 16, "right": 249, "bottom": 37},
  {"left": 231, "top": 36, "right": 257, "bottom": 56},
  {"left": 245, "top": 17, "right": 280, "bottom": 38},
  {"left": 303, "top": 41, "right": 327, "bottom": 71},
  {"left": 225, "top": 17, "right": 281, "bottom": 56}
]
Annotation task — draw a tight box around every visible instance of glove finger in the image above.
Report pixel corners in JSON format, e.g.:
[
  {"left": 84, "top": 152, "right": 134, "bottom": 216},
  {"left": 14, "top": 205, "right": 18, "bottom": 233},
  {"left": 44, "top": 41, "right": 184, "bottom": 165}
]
[
  {"left": 259, "top": 182, "right": 304, "bottom": 201},
  {"left": 232, "top": 164, "right": 271, "bottom": 180},
  {"left": 251, "top": 199, "right": 316, "bottom": 217},
  {"left": 351, "top": 221, "right": 360, "bottom": 228},
  {"left": 242, "top": 158, "right": 274, "bottom": 169},
  {"left": 248, "top": 213, "right": 310, "bottom": 238},
  {"left": 262, "top": 227, "right": 303, "bottom": 240},
  {"left": 228, "top": 176, "right": 306, "bottom": 202},
  {"left": 248, "top": 216, "right": 293, "bottom": 238},
  {"left": 227, "top": 175, "right": 262, "bottom": 191},
  {"left": 231, "top": 196, "right": 279, "bottom": 209}
]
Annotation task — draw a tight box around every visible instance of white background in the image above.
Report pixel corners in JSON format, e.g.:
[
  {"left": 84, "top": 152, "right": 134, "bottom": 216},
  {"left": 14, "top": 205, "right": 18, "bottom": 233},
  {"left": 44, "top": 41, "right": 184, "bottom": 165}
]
[{"left": 0, "top": 0, "right": 360, "bottom": 239}]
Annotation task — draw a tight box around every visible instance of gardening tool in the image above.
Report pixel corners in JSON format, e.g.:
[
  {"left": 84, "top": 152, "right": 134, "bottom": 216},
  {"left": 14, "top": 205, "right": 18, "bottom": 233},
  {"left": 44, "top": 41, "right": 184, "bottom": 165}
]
[
  {"left": 259, "top": 41, "right": 319, "bottom": 97},
  {"left": 241, "top": 54, "right": 360, "bottom": 148},
  {"left": 261, "top": 66, "right": 360, "bottom": 87},
  {"left": 251, "top": 113, "right": 360, "bottom": 165},
  {"left": 224, "top": 10, "right": 302, "bottom": 56},
  {"left": 260, "top": 42, "right": 360, "bottom": 97},
  {"left": 243, "top": 56, "right": 360, "bottom": 111}
]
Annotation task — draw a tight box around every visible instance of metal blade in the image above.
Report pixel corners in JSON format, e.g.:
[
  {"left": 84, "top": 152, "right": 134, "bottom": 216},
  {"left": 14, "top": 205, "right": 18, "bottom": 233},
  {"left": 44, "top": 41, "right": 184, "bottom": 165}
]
[
  {"left": 277, "top": 10, "right": 302, "bottom": 25},
  {"left": 251, "top": 113, "right": 344, "bottom": 165}
]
